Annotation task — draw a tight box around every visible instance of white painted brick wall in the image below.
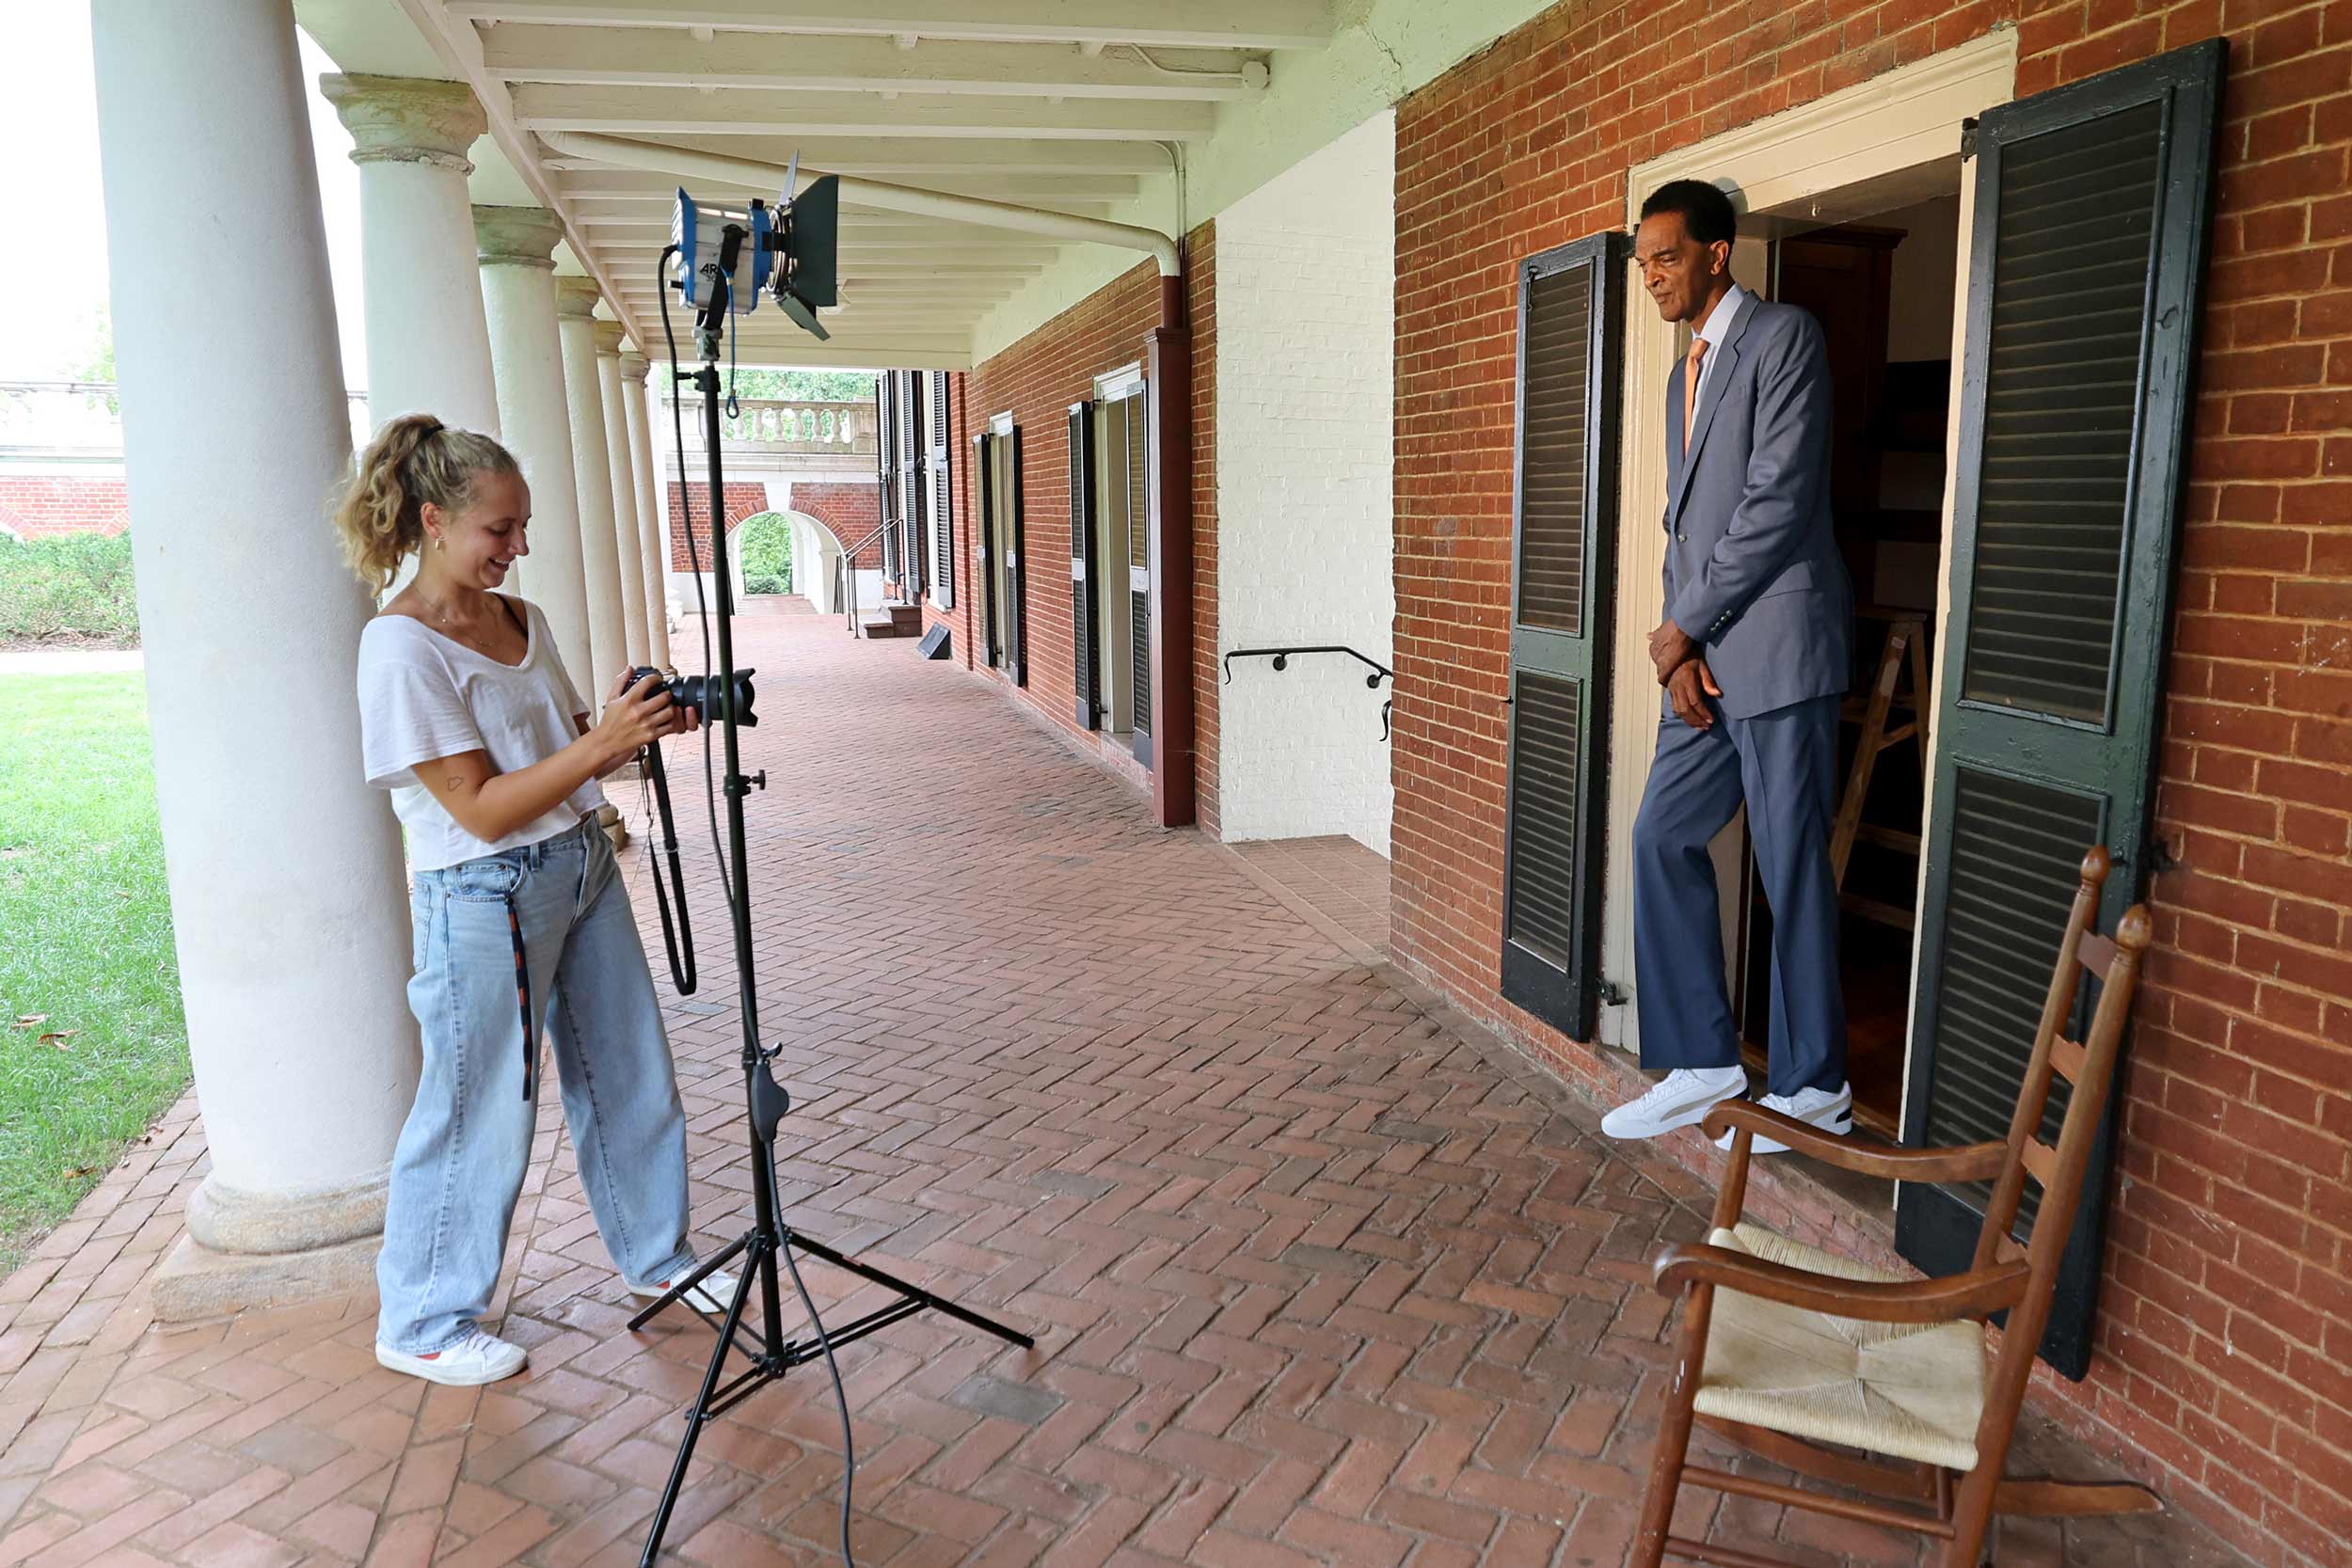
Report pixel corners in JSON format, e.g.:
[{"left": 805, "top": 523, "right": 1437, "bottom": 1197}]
[{"left": 1216, "top": 111, "right": 1397, "bottom": 855}]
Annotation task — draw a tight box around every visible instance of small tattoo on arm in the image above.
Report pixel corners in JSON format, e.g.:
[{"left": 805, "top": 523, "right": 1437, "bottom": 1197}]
[{"left": 446, "top": 775, "right": 466, "bottom": 792}]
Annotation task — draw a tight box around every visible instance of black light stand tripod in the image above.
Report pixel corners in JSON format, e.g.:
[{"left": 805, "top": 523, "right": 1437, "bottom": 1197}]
[{"left": 631, "top": 245, "right": 1032, "bottom": 1567}]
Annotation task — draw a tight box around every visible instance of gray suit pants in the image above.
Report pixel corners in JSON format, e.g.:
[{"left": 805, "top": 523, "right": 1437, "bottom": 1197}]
[{"left": 1631, "top": 693, "right": 1847, "bottom": 1096}]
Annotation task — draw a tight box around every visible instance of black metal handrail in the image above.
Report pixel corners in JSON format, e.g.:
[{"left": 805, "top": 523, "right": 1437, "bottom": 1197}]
[
  {"left": 836, "top": 518, "right": 898, "bottom": 636},
  {"left": 1221, "top": 644, "right": 1391, "bottom": 688},
  {"left": 1221, "top": 644, "right": 1395, "bottom": 740}
]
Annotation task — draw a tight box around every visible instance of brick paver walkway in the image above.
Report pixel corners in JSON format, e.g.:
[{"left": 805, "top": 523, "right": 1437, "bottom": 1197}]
[{"left": 0, "top": 610, "right": 2249, "bottom": 1568}]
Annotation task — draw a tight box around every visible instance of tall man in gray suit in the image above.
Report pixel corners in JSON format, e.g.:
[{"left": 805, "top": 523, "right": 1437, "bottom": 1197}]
[{"left": 1600, "top": 181, "right": 1854, "bottom": 1154}]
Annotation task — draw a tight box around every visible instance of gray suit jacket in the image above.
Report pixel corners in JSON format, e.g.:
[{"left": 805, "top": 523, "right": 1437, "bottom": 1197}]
[{"left": 1662, "top": 294, "right": 1851, "bottom": 720}]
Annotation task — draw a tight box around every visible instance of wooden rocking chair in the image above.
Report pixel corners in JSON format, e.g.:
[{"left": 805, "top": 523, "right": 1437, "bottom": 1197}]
[{"left": 1631, "top": 847, "right": 2158, "bottom": 1568}]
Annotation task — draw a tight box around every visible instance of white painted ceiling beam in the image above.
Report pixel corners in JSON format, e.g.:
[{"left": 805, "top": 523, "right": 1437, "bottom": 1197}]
[
  {"left": 606, "top": 248, "right": 1051, "bottom": 274},
  {"left": 447, "top": 0, "right": 1333, "bottom": 51},
  {"left": 542, "top": 138, "right": 1173, "bottom": 174},
  {"left": 576, "top": 219, "right": 1079, "bottom": 255},
  {"left": 571, "top": 211, "right": 1086, "bottom": 246},
  {"left": 617, "top": 277, "right": 1032, "bottom": 298},
  {"left": 557, "top": 170, "right": 1143, "bottom": 202},
  {"left": 512, "top": 86, "right": 1216, "bottom": 139},
  {"left": 667, "top": 345, "right": 972, "bottom": 372},
  {"left": 480, "top": 28, "right": 1256, "bottom": 101}
]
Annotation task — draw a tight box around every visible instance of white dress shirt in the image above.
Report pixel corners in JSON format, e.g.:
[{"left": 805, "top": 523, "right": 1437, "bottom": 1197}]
[{"left": 1688, "top": 281, "right": 1751, "bottom": 425}]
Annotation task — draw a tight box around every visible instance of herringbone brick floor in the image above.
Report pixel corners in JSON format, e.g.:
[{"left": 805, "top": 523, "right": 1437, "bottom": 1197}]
[{"left": 0, "top": 609, "right": 2249, "bottom": 1568}]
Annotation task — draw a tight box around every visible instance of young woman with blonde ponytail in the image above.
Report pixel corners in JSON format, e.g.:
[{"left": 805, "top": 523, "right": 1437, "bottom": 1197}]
[{"left": 340, "top": 414, "right": 732, "bottom": 1386}]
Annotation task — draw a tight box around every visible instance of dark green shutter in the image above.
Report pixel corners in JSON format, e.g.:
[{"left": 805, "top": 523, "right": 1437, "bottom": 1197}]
[
  {"left": 1070, "top": 401, "right": 1100, "bottom": 727},
  {"left": 1898, "top": 40, "right": 2224, "bottom": 1381},
  {"left": 1006, "top": 424, "right": 1027, "bottom": 687},
  {"left": 875, "top": 377, "right": 896, "bottom": 586},
  {"left": 1126, "top": 389, "right": 1152, "bottom": 763},
  {"left": 930, "top": 372, "right": 954, "bottom": 609},
  {"left": 899, "top": 373, "right": 924, "bottom": 597},
  {"left": 1500, "top": 231, "right": 1627, "bottom": 1041},
  {"left": 974, "top": 430, "right": 998, "bottom": 666}
]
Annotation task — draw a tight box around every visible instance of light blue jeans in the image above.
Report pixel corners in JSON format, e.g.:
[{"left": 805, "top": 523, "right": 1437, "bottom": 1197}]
[{"left": 376, "top": 816, "right": 694, "bottom": 1354}]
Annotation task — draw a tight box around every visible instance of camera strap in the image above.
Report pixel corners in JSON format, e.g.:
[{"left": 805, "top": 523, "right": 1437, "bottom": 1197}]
[{"left": 505, "top": 893, "right": 537, "bottom": 1101}]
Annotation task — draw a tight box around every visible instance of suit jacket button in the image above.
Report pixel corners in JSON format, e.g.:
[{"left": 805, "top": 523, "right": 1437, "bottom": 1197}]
[{"left": 1676, "top": 531, "right": 1687, "bottom": 542}]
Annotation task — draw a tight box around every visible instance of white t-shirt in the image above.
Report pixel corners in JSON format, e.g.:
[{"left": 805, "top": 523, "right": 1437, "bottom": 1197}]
[{"left": 357, "top": 598, "right": 607, "bottom": 871}]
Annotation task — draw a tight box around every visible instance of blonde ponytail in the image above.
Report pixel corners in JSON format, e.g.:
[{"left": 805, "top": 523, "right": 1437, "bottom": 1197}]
[{"left": 332, "top": 415, "right": 521, "bottom": 594}]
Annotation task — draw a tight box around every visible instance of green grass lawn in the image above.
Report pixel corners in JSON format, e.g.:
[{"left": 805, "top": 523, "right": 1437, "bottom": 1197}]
[{"left": 0, "top": 673, "right": 186, "bottom": 1276}]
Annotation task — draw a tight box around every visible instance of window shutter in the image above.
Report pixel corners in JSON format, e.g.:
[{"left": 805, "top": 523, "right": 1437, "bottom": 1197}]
[
  {"left": 1125, "top": 387, "right": 1152, "bottom": 759},
  {"left": 974, "top": 430, "right": 998, "bottom": 665},
  {"left": 1500, "top": 231, "right": 1627, "bottom": 1043},
  {"left": 875, "top": 376, "right": 895, "bottom": 586},
  {"left": 898, "top": 372, "right": 924, "bottom": 597},
  {"left": 1006, "top": 423, "right": 1027, "bottom": 687},
  {"left": 1897, "top": 40, "right": 2224, "bottom": 1381},
  {"left": 930, "top": 372, "right": 954, "bottom": 609},
  {"left": 1070, "top": 401, "right": 1100, "bottom": 727}
]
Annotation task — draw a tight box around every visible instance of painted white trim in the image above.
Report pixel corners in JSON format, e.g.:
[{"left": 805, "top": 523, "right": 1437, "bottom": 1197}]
[
  {"left": 1597, "top": 29, "right": 2017, "bottom": 1057},
  {"left": 1093, "top": 364, "right": 1146, "bottom": 401},
  {"left": 988, "top": 409, "right": 1016, "bottom": 437}
]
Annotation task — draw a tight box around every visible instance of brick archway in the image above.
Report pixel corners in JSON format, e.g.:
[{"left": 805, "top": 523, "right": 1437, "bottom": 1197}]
[{"left": 667, "top": 481, "right": 882, "bottom": 572}]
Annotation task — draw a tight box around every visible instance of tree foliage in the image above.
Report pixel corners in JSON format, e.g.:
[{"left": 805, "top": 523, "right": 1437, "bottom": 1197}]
[
  {"left": 723, "top": 368, "right": 878, "bottom": 404},
  {"left": 736, "top": 513, "right": 793, "bottom": 595}
]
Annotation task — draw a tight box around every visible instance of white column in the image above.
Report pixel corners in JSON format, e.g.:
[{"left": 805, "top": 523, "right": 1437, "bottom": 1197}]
[
  {"left": 618, "top": 351, "right": 675, "bottom": 670},
  {"left": 596, "top": 325, "right": 650, "bottom": 672},
  {"left": 476, "top": 205, "right": 595, "bottom": 692},
  {"left": 94, "top": 0, "right": 414, "bottom": 1318},
  {"left": 318, "top": 74, "right": 498, "bottom": 436},
  {"left": 554, "top": 277, "right": 628, "bottom": 701}
]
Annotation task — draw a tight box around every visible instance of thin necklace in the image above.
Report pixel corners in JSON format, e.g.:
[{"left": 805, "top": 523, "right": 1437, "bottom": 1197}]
[{"left": 416, "top": 586, "right": 472, "bottom": 626}]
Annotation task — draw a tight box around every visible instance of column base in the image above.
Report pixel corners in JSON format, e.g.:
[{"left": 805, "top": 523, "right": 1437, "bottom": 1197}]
[{"left": 152, "top": 1230, "right": 381, "bottom": 1323}]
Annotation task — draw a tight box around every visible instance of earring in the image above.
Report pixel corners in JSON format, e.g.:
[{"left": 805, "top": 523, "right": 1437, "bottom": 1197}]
[{"left": 433, "top": 536, "right": 445, "bottom": 551}]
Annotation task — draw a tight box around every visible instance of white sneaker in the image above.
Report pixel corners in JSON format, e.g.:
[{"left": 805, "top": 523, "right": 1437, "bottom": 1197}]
[
  {"left": 375, "top": 1326, "right": 527, "bottom": 1386},
  {"left": 1601, "top": 1067, "right": 1748, "bottom": 1140},
  {"left": 628, "top": 1266, "right": 741, "bottom": 1317},
  {"left": 1715, "top": 1083, "right": 1854, "bottom": 1155}
]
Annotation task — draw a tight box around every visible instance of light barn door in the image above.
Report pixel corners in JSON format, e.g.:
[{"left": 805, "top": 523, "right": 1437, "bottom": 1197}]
[
  {"left": 1070, "top": 401, "right": 1100, "bottom": 727},
  {"left": 1500, "top": 231, "right": 1627, "bottom": 1042},
  {"left": 1898, "top": 40, "right": 2223, "bottom": 1380}
]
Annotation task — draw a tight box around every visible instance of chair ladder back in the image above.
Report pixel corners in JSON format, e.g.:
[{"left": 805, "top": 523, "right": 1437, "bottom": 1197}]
[
  {"left": 2047, "top": 1035, "right": 2089, "bottom": 1085},
  {"left": 2017, "top": 911, "right": 2148, "bottom": 1281},
  {"left": 2076, "top": 931, "right": 2121, "bottom": 981},
  {"left": 1964, "top": 896, "right": 2153, "bottom": 1501},
  {"left": 1970, "top": 847, "right": 2110, "bottom": 1272}
]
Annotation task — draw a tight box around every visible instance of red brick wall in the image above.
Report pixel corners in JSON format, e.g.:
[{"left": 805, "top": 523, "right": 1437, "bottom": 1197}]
[
  {"left": 1391, "top": 5, "right": 2352, "bottom": 1566},
  {"left": 666, "top": 480, "right": 879, "bottom": 571},
  {"left": 0, "top": 477, "right": 130, "bottom": 539},
  {"left": 1191, "top": 225, "right": 1222, "bottom": 840},
  {"left": 793, "top": 483, "right": 882, "bottom": 569},
  {"left": 961, "top": 247, "right": 1213, "bottom": 790}
]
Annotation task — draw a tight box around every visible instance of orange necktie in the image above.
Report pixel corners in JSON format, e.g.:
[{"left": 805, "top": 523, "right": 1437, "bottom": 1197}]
[{"left": 1683, "top": 336, "right": 1709, "bottom": 453}]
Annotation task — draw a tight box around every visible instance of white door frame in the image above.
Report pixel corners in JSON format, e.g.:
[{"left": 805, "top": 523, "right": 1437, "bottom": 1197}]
[{"left": 1597, "top": 29, "right": 2018, "bottom": 1058}]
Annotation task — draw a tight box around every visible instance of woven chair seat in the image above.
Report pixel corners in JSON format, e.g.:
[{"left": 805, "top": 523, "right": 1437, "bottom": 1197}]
[{"left": 1692, "top": 1224, "right": 1986, "bottom": 1471}]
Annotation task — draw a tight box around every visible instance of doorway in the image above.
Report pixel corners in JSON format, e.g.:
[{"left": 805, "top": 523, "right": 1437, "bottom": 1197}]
[
  {"left": 1726, "top": 184, "right": 1963, "bottom": 1135},
  {"left": 1597, "top": 29, "right": 2018, "bottom": 1139}
]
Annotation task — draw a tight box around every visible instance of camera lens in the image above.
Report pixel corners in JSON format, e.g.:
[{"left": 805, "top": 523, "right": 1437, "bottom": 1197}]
[{"left": 628, "top": 666, "right": 757, "bottom": 727}]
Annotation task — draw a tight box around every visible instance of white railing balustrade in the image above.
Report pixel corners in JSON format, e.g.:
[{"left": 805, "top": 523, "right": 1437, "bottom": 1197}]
[
  {"left": 655, "top": 397, "right": 876, "bottom": 457},
  {"left": 1, "top": 381, "right": 373, "bottom": 465}
]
